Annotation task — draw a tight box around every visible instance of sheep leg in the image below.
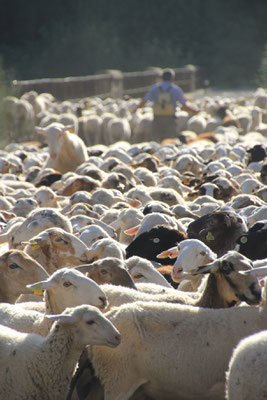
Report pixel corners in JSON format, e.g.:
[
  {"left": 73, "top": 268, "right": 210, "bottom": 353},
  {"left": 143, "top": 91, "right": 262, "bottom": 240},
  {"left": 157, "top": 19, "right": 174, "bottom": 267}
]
[{"left": 104, "top": 378, "right": 148, "bottom": 400}]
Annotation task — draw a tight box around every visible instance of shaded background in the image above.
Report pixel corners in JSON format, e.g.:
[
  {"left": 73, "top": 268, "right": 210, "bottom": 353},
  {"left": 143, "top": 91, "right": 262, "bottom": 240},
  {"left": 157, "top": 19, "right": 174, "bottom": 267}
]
[{"left": 0, "top": 0, "right": 267, "bottom": 88}]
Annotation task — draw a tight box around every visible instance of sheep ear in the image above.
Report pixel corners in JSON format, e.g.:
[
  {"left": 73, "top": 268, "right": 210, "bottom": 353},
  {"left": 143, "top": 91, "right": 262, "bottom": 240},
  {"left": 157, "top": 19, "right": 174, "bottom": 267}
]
[
  {"left": 27, "top": 278, "right": 56, "bottom": 293},
  {"left": 125, "top": 197, "right": 142, "bottom": 208},
  {"left": 46, "top": 313, "right": 79, "bottom": 324},
  {"left": 244, "top": 266, "right": 267, "bottom": 278},
  {"left": 63, "top": 125, "right": 75, "bottom": 133},
  {"left": 35, "top": 127, "right": 46, "bottom": 135},
  {"left": 24, "top": 239, "right": 42, "bottom": 251},
  {"left": 1, "top": 211, "right": 15, "bottom": 221},
  {"left": 75, "top": 264, "right": 95, "bottom": 274},
  {"left": 187, "top": 260, "right": 220, "bottom": 275},
  {"left": 224, "top": 214, "right": 232, "bottom": 228},
  {"left": 124, "top": 225, "right": 140, "bottom": 236},
  {"left": 26, "top": 282, "right": 44, "bottom": 295},
  {"left": 157, "top": 246, "right": 178, "bottom": 259}
]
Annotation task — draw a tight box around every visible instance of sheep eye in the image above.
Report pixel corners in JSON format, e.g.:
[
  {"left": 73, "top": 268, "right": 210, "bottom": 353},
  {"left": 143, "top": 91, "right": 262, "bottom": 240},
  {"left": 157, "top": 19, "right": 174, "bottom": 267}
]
[
  {"left": 240, "top": 236, "right": 248, "bottom": 244},
  {"left": 199, "top": 251, "right": 206, "bottom": 256},
  {"left": 86, "top": 320, "right": 95, "bottom": 325},
  {"left": 221, "top": 261, "right": 233, "bottom": 273},
  {"left": 135, "top": 273, "right": 144, "bottom": 279},
  {"left": 101, "top": 269, "right": 108, "bottom": 275},
  {"left": 55, "top": 237, "right": 68, "bottom": 245},
  {"left": 9, "top": 263, "right": 20, "bottom": 269},
  {"left": 87, "top": 257, "right": 97, "bottom": 263},
  {"left": 63, "top": 281, "right": 72, "bottom": 287},
  {"left": 208, "top": 216, "right": 218, "bottom": 226},
  {"left": 153, "top": 238, "right": 160, "bottom": 243}
]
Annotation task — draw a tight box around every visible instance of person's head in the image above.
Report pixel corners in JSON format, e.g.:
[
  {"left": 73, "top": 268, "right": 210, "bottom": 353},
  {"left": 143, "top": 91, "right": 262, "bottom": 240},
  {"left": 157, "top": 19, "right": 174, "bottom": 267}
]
[{"left": 162, "top": 68, "right": 175, "bottom": 82}]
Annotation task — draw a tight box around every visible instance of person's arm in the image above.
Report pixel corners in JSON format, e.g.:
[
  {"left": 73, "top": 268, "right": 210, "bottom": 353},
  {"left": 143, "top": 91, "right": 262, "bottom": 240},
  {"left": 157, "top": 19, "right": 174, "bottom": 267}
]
[
  {"left": 181, "top": 102, "right": 199, "bottom": 114},
  {"left": 173, "top": 86, "right": 199, "bottom": 114},
  {"left": 135, "top": 98, "right": 147, "bottom": 111},
  {"left": 134, "top": 85, "right": 158, "bottom": 112}
]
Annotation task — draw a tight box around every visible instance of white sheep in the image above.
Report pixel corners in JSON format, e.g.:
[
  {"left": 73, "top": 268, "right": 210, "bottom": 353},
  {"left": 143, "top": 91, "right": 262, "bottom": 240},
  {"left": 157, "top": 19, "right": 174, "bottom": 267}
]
[
  {"left": 173, "top": 154, "right": 205, "bottom": 176},
  {"left": 225, "top": 330, "right": 267, "bottom": 400},
  {"left": 3, "top": 96, "right": 35, "bottom": 140},
  {"left": 125, "top": 212, "right": 184, "bottom": 238},
  {"left": 106, "top": 115, "right": 131, "bottom": 144},
  {"left": 130, "top": 109, "right": 153, "bottom": 143},
  {"left": 36, "top": 122, "right": 88, "bottom": 173},
  {"left": 250, "top": 106, "right": 267, "bottom": 136},
  {"left": 246, "top": 205, "right": 267, "bottom": 227},
  {"left": 79, "top": 113, "right": 103, "bottom": 146},
  {"left": 89, "top": 188, "right": 125, "bottom": 207},
  {"left": 86, "top": 238, "right": 125, "bottom": 262},
  {"left": 186, "top": 113, "right": 207, "bottom": 134},
  {"left": 109, "top": 207, "right": 144, "bottom": 244},
  {"left": 133, "top": 166, "right": 157, "bottom": 186},
  {"left": 0, "top": 267, "right": 107, "bottom": 335},
  {"left": 35, "top": 187, "right": 67, "bottom": 208},
  {"left": 240, "top": 177, "right": 264, "bottom": 194},
  {"left": 157, "top": 175, "right": 192, "bottom": 197},
  {"left": 9, "top": 208, "right": 72, "bottom": 249},
  {"left": 79, "top": 225, "right": 111, "bottom": 248},
  {"left": 124, "top": 186, "right": 154, "bottom": 206},
  {"left": 125, "top": 256, "right": 172, "bottom": 288},
  {"left": 103, "top": 146, "right": 132, "bottom": 165},
  {"left": 75, "top": 217, "right": 117, "bottom": 239},
  {"left": 157, "top": 239, "right": 217, "bottom": 291},
  {"left": 0, "top": 305, "right": 120, "bottom": 400},
  {"left": 91, "top": 267, "right": 267, "bottom": 400},
  {"left": 106, "top": 251, "right": 262, "bottom": 309},
  {"left": 10, "top": 198, "right": 38, "bottom": 217},
  {"left": 24, "top": 227, "right": 91, "bottom": 274}
]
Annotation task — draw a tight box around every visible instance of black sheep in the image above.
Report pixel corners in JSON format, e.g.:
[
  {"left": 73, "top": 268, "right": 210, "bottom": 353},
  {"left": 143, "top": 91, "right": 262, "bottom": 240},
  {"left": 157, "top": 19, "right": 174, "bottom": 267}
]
[
  {"left": 187, "top": 211, "right": 246, "bottom": 256},
  {"left": 236, "top": 221, "right": 267, "bottom": 260},
  {"left": 125, "top": 225, "right": 187, "bottom": 265}
]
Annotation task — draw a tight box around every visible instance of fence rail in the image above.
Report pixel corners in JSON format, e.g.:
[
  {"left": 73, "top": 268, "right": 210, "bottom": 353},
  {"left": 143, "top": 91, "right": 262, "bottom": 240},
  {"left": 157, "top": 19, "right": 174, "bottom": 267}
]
[{"left": 12, "top": 65, "right": 200, "bottom": 101}]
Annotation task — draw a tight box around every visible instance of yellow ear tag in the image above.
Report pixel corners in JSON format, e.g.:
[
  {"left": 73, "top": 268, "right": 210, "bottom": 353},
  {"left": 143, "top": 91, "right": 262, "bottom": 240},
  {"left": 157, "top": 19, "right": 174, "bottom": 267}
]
[
  {"left": 68, "top": 128, "right": 75, "bottom": 133},
  {"left": 206, "top": 231, "right": 215, "bottom": 241},
  {"left": 33, "top": 283, "right": 43, "bottom": 296},
  {"left": 31, "top": 244, "right": 40, "bottom": 251}
]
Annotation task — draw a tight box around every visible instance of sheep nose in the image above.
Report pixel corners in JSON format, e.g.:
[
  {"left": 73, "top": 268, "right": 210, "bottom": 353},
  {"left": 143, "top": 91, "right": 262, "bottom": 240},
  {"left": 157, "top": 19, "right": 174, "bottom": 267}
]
[
  {"left": 99, "top": 296, "right": 107, "bottom": 309},
  {"left": 172, "top": 267, "right": 183, "bottom": 282},
  {"left": 172, "top": 267, "right": 183, "bottom": 277},
  {"left": 114, "top": 334, "right": 121, "bottom": 345}
]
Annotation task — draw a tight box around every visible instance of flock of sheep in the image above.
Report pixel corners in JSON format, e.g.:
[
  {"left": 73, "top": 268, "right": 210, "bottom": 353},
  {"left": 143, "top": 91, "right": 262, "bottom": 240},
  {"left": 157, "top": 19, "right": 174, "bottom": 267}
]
[{"left": 0, "top": 85, "right": 267, "bottom": 399}]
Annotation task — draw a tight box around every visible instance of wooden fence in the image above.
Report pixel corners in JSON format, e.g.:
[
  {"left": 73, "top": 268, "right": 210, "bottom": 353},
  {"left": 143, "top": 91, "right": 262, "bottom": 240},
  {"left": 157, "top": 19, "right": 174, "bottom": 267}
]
[{"left": 12, "top": 65, "right": 200, "bottom": 101}]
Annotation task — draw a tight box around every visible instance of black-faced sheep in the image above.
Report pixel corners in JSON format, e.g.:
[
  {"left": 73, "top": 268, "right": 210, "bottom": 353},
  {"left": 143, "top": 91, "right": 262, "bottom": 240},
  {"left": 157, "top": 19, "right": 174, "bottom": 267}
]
[
  {"left": 236, "top": 220, "right": 267, "bottom": 260},
  {"left": 187, "top": 210, "right": 247, "bottom": 256},
  {"left": 125, "top": 225, "right": 187, "bottom": 264}
]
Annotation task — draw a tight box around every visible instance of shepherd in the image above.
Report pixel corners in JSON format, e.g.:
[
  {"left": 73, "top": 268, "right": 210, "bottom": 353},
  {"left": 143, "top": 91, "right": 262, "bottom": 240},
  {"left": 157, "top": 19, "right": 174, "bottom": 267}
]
[{"left": 135, "top": 68, "right": 199, "bottom": 141}]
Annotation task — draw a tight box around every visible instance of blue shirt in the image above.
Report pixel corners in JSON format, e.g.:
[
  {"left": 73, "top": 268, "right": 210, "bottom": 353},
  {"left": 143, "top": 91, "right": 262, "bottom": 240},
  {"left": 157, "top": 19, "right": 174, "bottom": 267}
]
[{"left": 144, "top": 81, "right": 186, "bottom": 107}]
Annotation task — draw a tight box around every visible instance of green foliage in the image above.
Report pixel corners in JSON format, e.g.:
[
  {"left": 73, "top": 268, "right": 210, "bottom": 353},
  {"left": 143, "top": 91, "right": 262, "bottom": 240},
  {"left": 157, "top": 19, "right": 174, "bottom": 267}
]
[{"left": 0, "top": 0, "right": 267, "bottom": 87}]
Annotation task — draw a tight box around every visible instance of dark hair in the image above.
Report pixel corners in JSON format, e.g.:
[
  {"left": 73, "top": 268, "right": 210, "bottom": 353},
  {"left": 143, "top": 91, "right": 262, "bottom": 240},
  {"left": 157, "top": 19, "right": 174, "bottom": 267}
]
[{"left": 162, "top": 68, "right": 175, "bottom": 81}]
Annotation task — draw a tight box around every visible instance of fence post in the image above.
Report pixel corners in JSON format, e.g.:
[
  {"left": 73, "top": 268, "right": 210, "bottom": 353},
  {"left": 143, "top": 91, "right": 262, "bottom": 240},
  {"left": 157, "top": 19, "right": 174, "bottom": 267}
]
[
  {"left": 185, "top": 64, "right": 197, "bottom": 92},
  {"left": 103, "top": 69, "right": 123, "bottom": 98}
]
